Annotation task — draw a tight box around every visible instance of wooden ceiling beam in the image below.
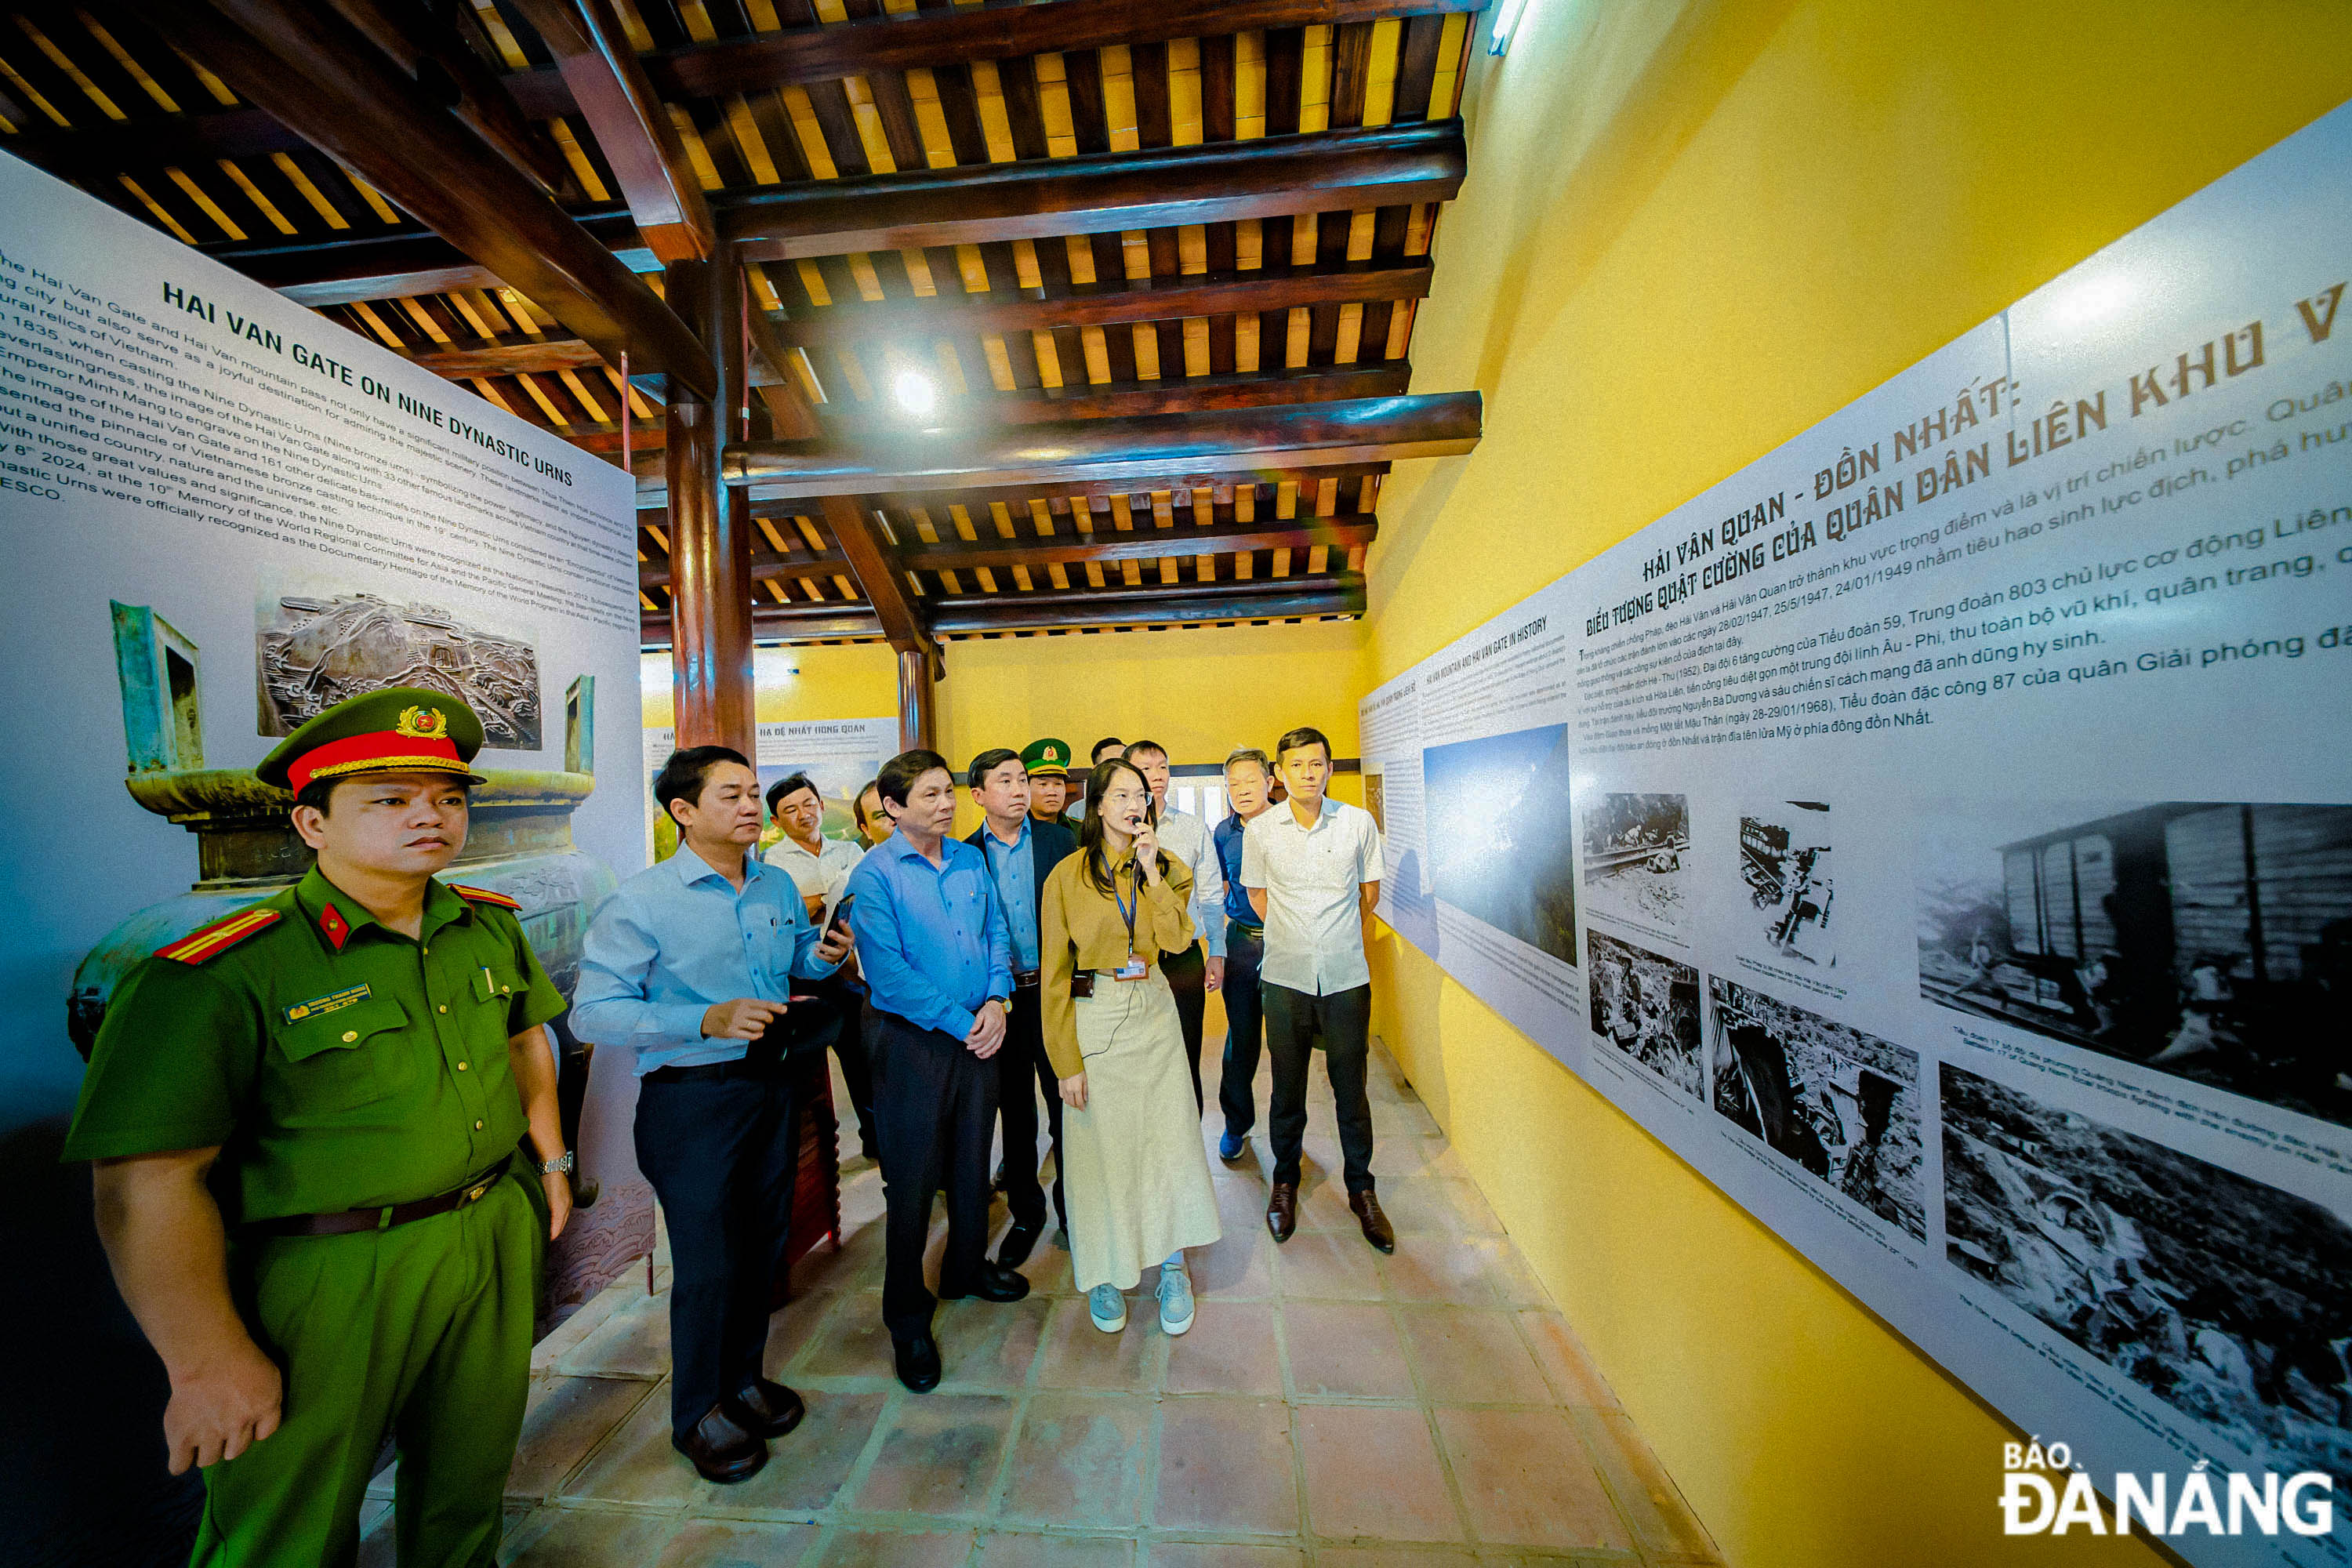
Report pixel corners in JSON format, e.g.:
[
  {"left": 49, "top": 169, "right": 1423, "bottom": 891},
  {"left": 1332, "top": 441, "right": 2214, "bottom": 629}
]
[
  {"left": 816, "top": 494, "right": 931, "bottom": 652},
  {"left": 123, "top": 0, "right": 716, "bottom": 398},
  {"left": 641, "top": 602, "right": 883, "bottom": 647},
  {"left": 726, "top": 391, "right": 1480, "bottom": 498},
  {"left": 900, "top": 512, "right": 1378, "bottom": 572},
  {"left": 325, "top": 0, "right": 576, "bottom": 196},
  {"left": 503, "top": 0, "right": 715, "bottom": 263},
  {"left": 724, "top": 122, "right": 1465, "bottom": 260},
  {"left": 640, "top": 546, "right": 847, "bottom": 590},
  {"left": 772, "top": 261, "right": 1432, "bottom": 347},
  {"left": 825, "top": 364, "right": 1411, "bottom": 432},
  {"left": 394, "top": 334, "right": 611, "bottom": 376},
  {"left": 641, "top": 1, "right": 1484, "bottom": 95}
]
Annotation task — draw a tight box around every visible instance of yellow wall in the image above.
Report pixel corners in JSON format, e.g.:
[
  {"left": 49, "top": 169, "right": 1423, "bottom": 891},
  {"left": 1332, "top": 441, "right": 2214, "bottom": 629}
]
[{"left": 1367, "top": 3, "right": 2352, "bottom": 1566}]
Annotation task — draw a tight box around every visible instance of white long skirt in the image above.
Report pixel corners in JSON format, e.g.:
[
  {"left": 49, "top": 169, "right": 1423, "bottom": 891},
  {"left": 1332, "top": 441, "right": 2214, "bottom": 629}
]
[{"left": 1060, "top": 968, "right": 1224, "bottom": 1291}]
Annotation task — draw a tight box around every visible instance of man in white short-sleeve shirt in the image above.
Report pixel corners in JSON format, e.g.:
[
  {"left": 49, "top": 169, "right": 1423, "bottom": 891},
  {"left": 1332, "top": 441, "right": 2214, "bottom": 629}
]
[{"left": 1240, "top": 725, "right": 1391, "bottom": 1254}]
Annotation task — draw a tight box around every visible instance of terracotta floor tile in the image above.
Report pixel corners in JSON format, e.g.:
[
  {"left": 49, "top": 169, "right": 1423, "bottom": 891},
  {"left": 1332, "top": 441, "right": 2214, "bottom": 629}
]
[
  {"left": 554, "top": 1287, "right": 673, "bottom": 1378},
  {"left": 763, "top": 1291, "right": 844, "bottom": 1379},
  {"left": 1279, "top": 1303, "right": 1416, "bottom": 1400},
  {"left": 655, "top": 1519, "right": 821, "bottom": 1566},
  {"left": 974, "top": 1533, "right": 1138, "bottom": 1567},
  {"left": 1145, "top": 1542, "right": 1305, "bottom": 1567},
  {"left": 557, "top": 1381, "right": 711, "bottom": 1508},
  {"left": 1471, "top": 1240, "right": 1552, "bottom": 1309},
  {"left": 1190, "top": 1224, "right": 1276, "bottom": 1301},
  {"left": 1316, "top": 1549, "right": 1481, "bottom": 1566},
  {"left": 1037, "top": 1296, "right": 1166, "bottom": 1392},
  {"left": 1570, "top": 1408, "right": 1719, "bottom": 1561},
  {"left": 1212, "top": 1173, "right": 1275, "bottom": 1236},
  {"left": 850, "top": 1392, "right": 1019, "bottom": 1517},
  {"left": 501, "top": 1504, "right": 678, "bottom": 1566},
  {"left": 1370, "top": 1101, "right": 1441, "bottom": 1138},
  {"left": 996, "top": 1392, "right": 1155, "bottom": 1528},
  {"left": 1008, "top": 1236, "right": 1079, "bottom": 1298},
  {"left": 793, "top": 1221, "right": 888, "bottom": 1296},
  {"left": 1377, "top": 1238, "right": 1503, "bottom": 1307},
  {"left": 1432, "top": 1180, "right": 1504, "bottom": 1236},
  {"left": 1512, "top": 1314, "right": 1620, "bottom": 1410},
  {"left": 1163, "top": 1301, "right": 1283, "bottom": 1396},
  {"left": 719, "top": 1390, "right": 889, "bottom": 1515},
  {"left": 935, "top": 1294, "right": 1052, "bottom": 1392},
  {"left": 1153, "top": 1396, "right": 1298, "bottom": 1535},
  {"left": 1396, "top": 1308, "right": 1549, "bottom": 1405},
  {"left": 506, "top": 1375, "right": 659, "bottom": 1501},
  {"left": 1294, "top": 1174, "right": 1359, "bottom": 1233},
  {"left": 1271, "top": 1232, "right": 1385, "bottom": 1303},
  {"left": 1432, "top": 1408, "right": 1631, "bottom": 1553},
  {"left": 811, "top": 1527, "right": 979, "bottom": 1568},
  {"left": 531, "top": 1284, "right": 630, "bottom": 1371},
  {"left": 795, "top": 1293, "right": 901, "bottom": 1383},
  {"left": 1295, "top": 1404, "right": 1461, "bottom": 1544}
]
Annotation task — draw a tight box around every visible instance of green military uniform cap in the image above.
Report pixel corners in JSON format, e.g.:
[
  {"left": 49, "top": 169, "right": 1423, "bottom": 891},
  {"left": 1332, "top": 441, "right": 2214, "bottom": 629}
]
[
  {"left": 257, "top": 685, "right": 489, "bottom": 793},
  {"left": 1022, "top": 737, "right": 1073, "bottom": 778}
]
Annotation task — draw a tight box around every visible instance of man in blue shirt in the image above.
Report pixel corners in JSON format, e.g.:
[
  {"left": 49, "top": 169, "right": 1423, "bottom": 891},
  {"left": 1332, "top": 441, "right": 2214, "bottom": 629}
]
[
  {"left": 575, "top": 746, "right": 849, "bottom": 1484},
  {"left": 963, "top": 747, "right": 1077, "bottom": 1266},
  {"left": 844, "top": 749, "right": 1029, "bottom": 1392},
  {"left": 1212, "top": 747, "right": 1278, "bottom": 1161}
]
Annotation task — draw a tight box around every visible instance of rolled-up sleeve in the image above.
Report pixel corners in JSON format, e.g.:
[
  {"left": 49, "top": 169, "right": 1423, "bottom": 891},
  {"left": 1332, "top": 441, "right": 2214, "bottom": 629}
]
[{"left": 572, "top": 891, "right": 709, "bottom": 1053}]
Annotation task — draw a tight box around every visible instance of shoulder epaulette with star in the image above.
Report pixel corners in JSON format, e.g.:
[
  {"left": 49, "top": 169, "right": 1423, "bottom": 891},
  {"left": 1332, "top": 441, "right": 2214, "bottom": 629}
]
[
  {"left": 154, "top": 906, "right": 281, "bottom": 964},
  {"left": 447, "top": 884, "right": 521, "bottom": 910}
]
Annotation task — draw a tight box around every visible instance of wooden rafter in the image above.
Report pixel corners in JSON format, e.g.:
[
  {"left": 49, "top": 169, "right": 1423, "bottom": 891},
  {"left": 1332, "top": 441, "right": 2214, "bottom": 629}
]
[{"left": 817, "top": 494, "right": 930, "bottom": 653}]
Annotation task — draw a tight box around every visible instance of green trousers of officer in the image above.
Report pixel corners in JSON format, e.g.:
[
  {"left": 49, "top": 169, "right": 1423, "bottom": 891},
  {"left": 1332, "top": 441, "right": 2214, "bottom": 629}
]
[{"left": 194, "top": 1172, "right": 541, "bottom": 1568}]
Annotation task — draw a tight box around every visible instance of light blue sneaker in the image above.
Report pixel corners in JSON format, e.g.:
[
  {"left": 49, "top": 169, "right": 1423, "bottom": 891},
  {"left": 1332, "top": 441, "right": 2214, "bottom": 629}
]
[
  {"left": 1088, "top": 1283, "right": 1127, "bottom": 1334},
  {"left": 1156, "top": 1258, "right": 1196, "bottom": 1336}
]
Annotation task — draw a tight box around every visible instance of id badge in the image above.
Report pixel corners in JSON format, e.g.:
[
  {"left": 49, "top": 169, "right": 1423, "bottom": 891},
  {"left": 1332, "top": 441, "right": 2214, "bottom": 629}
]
[{"left": 1114, "top": 955, "right": 1148, "bottom": 981}]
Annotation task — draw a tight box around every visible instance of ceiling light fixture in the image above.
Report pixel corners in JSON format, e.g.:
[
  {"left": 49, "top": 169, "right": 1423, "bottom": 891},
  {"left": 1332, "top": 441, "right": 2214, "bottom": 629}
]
[{"left": 892, "top": 370, "right": 937, "bottom": 416}]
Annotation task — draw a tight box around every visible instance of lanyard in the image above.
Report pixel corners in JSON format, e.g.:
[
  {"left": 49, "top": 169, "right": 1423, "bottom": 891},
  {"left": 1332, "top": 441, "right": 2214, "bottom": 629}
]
[{"left": 1110, "top": 859, "right": 1139, "bottom": 956}]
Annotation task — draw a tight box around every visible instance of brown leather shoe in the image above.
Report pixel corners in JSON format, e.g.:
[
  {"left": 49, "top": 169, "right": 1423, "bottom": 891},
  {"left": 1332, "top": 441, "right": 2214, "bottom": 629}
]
[
  {"left": 724, "top": 1377, "right": 804, "bottom": 1439},
  {"left": 1350, "top": 1190, "right": 1396, "bottom": 1254},
  {"left": 673, "top": 1403, "right": 767, "bottom": 1484},
  {"left": 1266, "top": 1181, "right": 1299, "bottom": 1243}
]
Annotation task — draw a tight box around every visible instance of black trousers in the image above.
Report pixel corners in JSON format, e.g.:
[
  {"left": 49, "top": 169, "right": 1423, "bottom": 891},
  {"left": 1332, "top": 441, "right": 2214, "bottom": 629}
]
[
  {"left": 996, "top": 983, "right": 1065, "bottom": 1231},
  {"left": 826, "top": 983, "right": 880, "bottom": 1159},
  {"left": 633, "top": 1060, "right": 803, "bottom": 1440},
  {"left": 871, "top": 1011, "right": 998, "bottom": 1339},
  {"left": 1161, "top": 941, "right": 1207, "bottom": 1112},
  {"left": 1264, "top": 981, "right": 1375, "bottom": 1195},
  {"left": 1218, "top": 925, "right": 1267, "bottom": 1137}
]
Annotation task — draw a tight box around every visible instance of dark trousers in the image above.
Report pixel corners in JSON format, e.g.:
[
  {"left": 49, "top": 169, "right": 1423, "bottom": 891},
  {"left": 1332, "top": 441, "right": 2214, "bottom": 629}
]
[
  {"left": 871, "top": 1011, "right": 998, "bottom": 1339},
  {"left": 1218, "top": 925, "right": 1267, "bottom": 1137},
  {"left": 1264, "top": 982, "right": 1375, "bottom": 1195},
  {"left": 828, "top": 985, "right": 880, "bottom": 1159},
  {"left": 1162, "top": 942, "right": 1207, "bottom": 1112},
  {"left": 996, "top": 983, "right": 1065, "bottom": 1231},
  {"left": 633, "top": 1062, "right": 802, "bottom": 1440}
]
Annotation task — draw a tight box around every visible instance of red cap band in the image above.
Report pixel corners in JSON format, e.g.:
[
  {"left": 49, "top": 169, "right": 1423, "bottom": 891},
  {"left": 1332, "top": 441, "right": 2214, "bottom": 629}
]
[{"left": 287, "top": 730, "right": 468, "bottom": 793}]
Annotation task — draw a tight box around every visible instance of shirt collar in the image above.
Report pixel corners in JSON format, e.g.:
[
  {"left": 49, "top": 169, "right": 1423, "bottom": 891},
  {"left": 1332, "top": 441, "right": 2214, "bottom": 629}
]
[
  {"left": 884, "top": 829, "right": 958, "bottom": 865},
  {"left": 1276, "top": 797, "right": 1338, "bottom": 832},
  {"left": 981, "top": 817, "right": 1031, "bottom": 851},
  {"left": 295, "top": 864, "right": 470, "bottom": 949},
  {"left": 672, "top": 840, "right": 763, "bottom": 887}
]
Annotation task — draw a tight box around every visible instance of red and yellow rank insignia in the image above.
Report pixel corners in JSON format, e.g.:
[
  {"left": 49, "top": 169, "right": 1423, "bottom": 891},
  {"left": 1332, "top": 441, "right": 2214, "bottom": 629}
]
[
  {"left": 395, "top": 705, "right": 450, "bottom": 740},
  {"left": 448, "top": 884, "right": 521, "bottom": 910},
  {"left": 155, "top": 906, "right": 281, "bottom": 964},
  {"left": 318, "top": 902, "right": 351, "bottom": 951}
]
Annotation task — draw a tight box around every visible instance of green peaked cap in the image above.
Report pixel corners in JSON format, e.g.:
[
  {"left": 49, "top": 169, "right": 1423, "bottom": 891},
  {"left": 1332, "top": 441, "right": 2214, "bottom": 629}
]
[{"left": 257, "top": 686, "right": 490, "bottom": 793}]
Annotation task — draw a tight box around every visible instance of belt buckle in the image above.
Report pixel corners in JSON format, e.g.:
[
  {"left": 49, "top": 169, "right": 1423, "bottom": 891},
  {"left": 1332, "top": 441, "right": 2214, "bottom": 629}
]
[{"left": 464, "top": 1180, "right": 491, "bottom": 1204}]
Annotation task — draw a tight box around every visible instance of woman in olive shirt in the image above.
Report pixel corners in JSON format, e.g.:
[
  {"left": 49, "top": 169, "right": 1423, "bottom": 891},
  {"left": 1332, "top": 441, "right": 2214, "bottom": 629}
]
[{"left": 1040, "top": 758, "right": 1224, "bottom": 1335}]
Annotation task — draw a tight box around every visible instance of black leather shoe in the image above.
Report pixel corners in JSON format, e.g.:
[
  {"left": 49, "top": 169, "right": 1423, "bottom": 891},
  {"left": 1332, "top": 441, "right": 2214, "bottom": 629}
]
[
  {"left": 995, "top": 1219, "right": 1045, "bottom": 1270},
  {"left": 1350, "top": 1190, "right": 1396, "bottom": 1254},
  {"left": 895, "top": 1333, "right": 942, "bottom": 1393},
  {"left": 724, "top": 1377, "right": 805, "bottom": 1439},
  {"left": 1266, "top": 1182, "right": 1299, "bottom": 1243},
  {"left": 673, "top": 1404, "right": 767, "bottom": 1483},
  {"left": 941, "top": 1261, "right": 1033, "bottom": 1303}
]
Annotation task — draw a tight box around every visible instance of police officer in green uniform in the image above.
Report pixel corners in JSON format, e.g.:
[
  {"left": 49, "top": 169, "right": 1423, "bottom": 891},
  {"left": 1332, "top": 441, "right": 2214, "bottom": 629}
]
[{"left": 63, "top": 688, "right": 575, "bottom": 1568}]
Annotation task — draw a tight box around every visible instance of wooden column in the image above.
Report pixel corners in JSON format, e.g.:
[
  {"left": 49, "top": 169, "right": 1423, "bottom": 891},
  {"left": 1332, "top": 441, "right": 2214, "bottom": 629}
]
[
  {"left": 666, "top": 257, "right": 756, "bottom": 757},
  {"left": 897, "top": 648, "right": 936, "bottom": 755}
]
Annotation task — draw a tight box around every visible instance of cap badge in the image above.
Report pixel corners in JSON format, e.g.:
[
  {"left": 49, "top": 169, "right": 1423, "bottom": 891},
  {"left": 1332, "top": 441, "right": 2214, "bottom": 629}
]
[{"left": 395, "top": 704, "right": 449, "bottom": 739}]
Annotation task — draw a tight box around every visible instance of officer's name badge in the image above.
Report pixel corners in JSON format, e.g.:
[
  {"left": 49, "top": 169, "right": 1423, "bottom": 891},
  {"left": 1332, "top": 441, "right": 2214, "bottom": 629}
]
[{"left": 284, "top": 984, "right": 372, "bottom": 1024}]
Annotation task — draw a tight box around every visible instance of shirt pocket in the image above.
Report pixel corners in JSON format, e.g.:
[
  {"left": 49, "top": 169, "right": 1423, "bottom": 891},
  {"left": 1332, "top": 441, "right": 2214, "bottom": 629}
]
[
  {"left": 270, "top": 993, "right": 412, "bottom": 1119},
  {"left": 470, "top": 961, "right": 528, "bottom": 1033}
]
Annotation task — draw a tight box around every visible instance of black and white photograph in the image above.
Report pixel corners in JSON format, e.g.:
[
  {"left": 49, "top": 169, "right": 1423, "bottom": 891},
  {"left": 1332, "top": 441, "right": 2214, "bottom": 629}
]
[
  {"left": 1709, "top": 978, "right": 1925, "bottom": 1239},
  {"left": 1941, "top": 1063, "right": 2352, "bottom": 1482},
  {"left": 1587, "top": 929, "right": 1703, "bottom": 1098},
  {"left": 1422, "top": 723, "right": 1577, "bottom": 967},
  {"left": 1581, "top": 791, "right": 1690, "bottom": 936},
  {"left": 1915, "top": 799, "right": 2352, "bottom": 1131},
  {"left": 1740, "top": 802, "right": 1835, "bottom": 969},
  {"left": 257, "top": 586, "right": 542, "bottom": 746}
]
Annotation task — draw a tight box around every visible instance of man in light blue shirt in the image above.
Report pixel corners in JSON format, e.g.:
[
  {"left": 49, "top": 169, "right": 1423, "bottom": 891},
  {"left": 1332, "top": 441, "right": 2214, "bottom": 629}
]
[
  {"left": 842, "top": 748, "right": 1029, "bottom": 1394},
  {"left": 574, "top": 746, "right": 848, "bottom": 1486}
]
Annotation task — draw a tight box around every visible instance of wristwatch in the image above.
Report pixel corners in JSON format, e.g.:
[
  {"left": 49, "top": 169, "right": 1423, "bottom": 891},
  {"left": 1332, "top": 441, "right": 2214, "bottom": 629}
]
[{"left": 536, "top": 1150, "right": 575, "bottom": 1176}]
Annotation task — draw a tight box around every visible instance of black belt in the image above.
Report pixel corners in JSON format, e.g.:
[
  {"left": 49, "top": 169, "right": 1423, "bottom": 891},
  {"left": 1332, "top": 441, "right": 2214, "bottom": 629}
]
[
  {"left": 1013, "top": 969, "right": 1041, "bottom": 989},
  {"left": 249, "top": 1156, "right": 513, "bottom": 1238},
  {"left": 1229, "top": 921, "right": 1264, "bottom": 939}
]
